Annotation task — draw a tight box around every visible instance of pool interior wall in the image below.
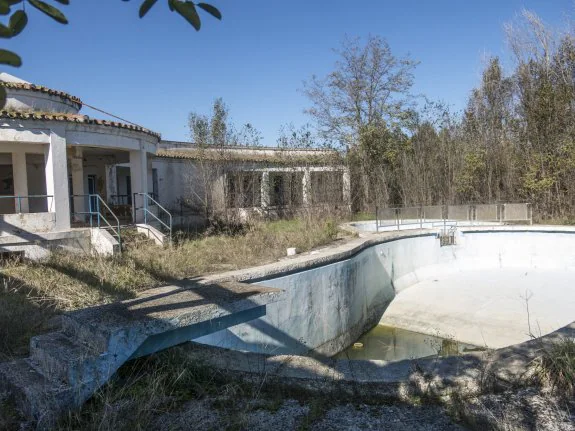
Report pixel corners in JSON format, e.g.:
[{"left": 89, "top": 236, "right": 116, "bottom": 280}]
[{"left": 195, "top": 228, "right": 575, "bottom": 356}]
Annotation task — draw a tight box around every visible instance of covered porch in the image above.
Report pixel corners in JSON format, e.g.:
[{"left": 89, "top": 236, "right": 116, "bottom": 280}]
[{"left": 0, "top": 144, "right": 154, "bottom": 235}]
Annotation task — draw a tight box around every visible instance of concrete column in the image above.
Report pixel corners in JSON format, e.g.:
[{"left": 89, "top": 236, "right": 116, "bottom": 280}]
[
  {"left": 71, "top": 147, "right": 85, "bottom": 220},
  {"left": 261, "top": 171, "right": 270, "bottom": 208},
  {"left": 45, "top": 131, "right": 71, "bottom": 230},
  {"left": 105, "top": 164, "right": 118, "bottom": 203},
  {"left": 12, "top": 151, "right": 28, "bottom": 213},
  {"left": 342, "top": 168, "right": 351, "bottom": 208},
  {"left": 302, "top": 168, "right": 312, "bottom": 206},
  {"left": 129, "top": 149, "right": 148, "bottom": 222}
]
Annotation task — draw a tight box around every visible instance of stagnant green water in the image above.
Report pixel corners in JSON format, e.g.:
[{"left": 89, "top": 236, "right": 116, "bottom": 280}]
[{"left": 336, "top": 324, "right": 485, "bottom": 361}]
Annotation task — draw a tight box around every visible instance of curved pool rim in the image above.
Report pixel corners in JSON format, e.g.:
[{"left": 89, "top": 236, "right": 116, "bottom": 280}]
[{"left": 189, "top": 223, "right": 575, "bottom": 395}]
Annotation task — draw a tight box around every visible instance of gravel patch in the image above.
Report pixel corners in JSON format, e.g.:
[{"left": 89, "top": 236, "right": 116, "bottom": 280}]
[
  {"left": 152, "top": 398, "right": 462, "bottom": 430},
  {"left": 310, "top": 403, "right": 463, "bottom": 431},
  {"left": 456, "top": 388, "right": 575, "bottom": 431}
]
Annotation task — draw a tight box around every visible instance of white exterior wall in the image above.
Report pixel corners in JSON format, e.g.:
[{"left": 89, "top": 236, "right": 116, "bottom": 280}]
[
  {"left": 4, "top": 90, "right": 80, "bottom": 114},
  {"left": 152, "top": 158, "right": 205, "bottom": 213}
]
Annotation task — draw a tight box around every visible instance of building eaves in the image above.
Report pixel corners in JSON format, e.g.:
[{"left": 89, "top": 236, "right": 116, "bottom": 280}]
[
  {"left": 0, "top": 110, "right": 161, "bottom": 139},
  {"left": 0, "top": 81, "right": 83, "bottom": 107},
  {"left": 156, "top": 149, "right": 343, "bottom": 165}
]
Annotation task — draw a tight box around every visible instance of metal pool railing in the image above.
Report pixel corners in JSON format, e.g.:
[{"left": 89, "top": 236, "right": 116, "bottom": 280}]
[{"left": 375, "top": 203, "right": 532, "bottom": 232}]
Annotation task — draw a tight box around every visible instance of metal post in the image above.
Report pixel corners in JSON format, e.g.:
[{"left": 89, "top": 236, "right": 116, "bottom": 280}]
[
  {"left": 88, "top": 194, "right": 93, "bottom": 228},
  {"left": 96, "top": 196, "right": 101, "bottom": 228},
  {"left": 419, "top": 206, "right": 423, "bottom": 229},
  {"left": 375, "top": 205, "right": 379, "bottom": 233},
  {"left": 132, "top": 193, "right": 136, "bottom": 224}
]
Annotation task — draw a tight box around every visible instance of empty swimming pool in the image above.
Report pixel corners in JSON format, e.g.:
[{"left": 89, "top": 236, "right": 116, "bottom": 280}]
[{"left": 196, "top": 226, "right": 575, "bottom": 359}]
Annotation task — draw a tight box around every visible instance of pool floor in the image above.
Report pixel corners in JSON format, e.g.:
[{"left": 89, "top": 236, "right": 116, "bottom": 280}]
[
  {"left": 380, "top": 268, "right": 575, "bottom": 348},
  {"left": 336, "top": 324, "right": 481, "bottom": 361}
]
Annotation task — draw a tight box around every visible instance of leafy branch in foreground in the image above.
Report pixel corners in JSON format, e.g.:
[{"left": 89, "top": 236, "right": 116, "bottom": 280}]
[{"left": 0, "top": 0, "right": 222, "bottom": 106}]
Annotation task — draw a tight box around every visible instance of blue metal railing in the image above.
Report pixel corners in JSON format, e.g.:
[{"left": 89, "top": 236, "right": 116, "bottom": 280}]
[
  {"left": 70, "top": 194, "right": 122, "bottom": 252},
  {"left": 132, "top": 192, "right": 172, "bottom": 245},
  {"left": 0, "top": 194, "right": 54, "bottom": 213}
]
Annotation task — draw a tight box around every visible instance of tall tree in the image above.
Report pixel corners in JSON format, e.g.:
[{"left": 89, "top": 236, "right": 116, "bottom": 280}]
[
  {"left": 303, "top": 35, "right": 418, "bottom": 149},
  {"left": 304, "top": 35, "right": 418, "bottom": 210},
  {"left": 461, "top": 57, "right": 515, "bottom": 202}
]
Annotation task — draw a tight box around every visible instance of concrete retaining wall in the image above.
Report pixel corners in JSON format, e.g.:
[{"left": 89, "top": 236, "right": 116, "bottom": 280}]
[
  {"left": 197, "top": 228, "right": 575, "bottom": 356},
  {"left": 0, "top": 229, "right": 91, "bottom": 260},
  {"left": 0, "top": 212, "right": 56, "bottom": 236},
  {"left": 196, "top": 245, "right": 394, "bottom": 356}
]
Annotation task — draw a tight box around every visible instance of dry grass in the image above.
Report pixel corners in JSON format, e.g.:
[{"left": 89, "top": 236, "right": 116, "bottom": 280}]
[
  {"left": 58, "top": 349, "right": 227, "bottom": 430},
  {"left": 59, "top": 347, "right": 304, "bottom": 431},
  {"left": 0, "top": 217, "right": 344, "bottom": 360}
]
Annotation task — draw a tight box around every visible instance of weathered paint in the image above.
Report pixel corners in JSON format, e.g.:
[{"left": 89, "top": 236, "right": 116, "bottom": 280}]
[{"left": 196, "top": 228, "right": 575, "bottom": 354}]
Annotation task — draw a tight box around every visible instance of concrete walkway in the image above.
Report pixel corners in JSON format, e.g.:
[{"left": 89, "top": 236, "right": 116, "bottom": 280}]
[{"left": 0, "top": 280, "right": 283, "bottom": 427}]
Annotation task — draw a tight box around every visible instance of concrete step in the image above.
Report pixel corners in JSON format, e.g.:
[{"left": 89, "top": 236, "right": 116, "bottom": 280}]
[
  {"left": 0, "top": 358, "right": 77, "bottom": 426},
  {"left": 29, "top": 332, "right": 110, "bottom": 386},
  {"left": 61, "top": 315, "right": 111, "bottom": 354},
  {"left": 60, "top": 311, "right": 134, "bottom": 355},
  {"left": 0, "top": 281, "right": 284, "bottom": 426}
]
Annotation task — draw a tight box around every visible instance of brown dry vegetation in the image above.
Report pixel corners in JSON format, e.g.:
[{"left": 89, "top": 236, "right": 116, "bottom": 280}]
[{"left": 0, "top": 217, "right": 344, "bottom": 361}]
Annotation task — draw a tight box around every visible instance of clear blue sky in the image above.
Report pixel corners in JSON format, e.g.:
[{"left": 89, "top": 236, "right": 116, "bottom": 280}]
[{"left": 5, "top": 0, "right": 573, "bottom": 144}]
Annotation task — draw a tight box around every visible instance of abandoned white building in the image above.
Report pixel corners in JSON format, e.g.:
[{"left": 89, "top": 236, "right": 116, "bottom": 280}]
[{"left": 0, "top": 74, "right": 350, "bottom": 258}]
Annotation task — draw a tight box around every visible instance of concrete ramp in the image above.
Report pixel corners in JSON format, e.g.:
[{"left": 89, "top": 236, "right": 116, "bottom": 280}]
[{"left": 0, "top": 281, "right": 283, "bottom": 426}]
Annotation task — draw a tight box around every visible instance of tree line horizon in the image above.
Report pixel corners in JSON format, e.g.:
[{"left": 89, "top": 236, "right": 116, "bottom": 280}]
[
  {"left": 190, "top": 9, "right": 575, "bottom": 220},
  {"left": 3, "top": 3, "right": 574, "bottom": 220}
]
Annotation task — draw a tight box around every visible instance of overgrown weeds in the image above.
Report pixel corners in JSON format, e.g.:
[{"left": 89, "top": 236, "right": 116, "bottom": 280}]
[
  {"left": 58, "top": 349, "right": 232, "bottom": 430},
  {"left": 0, "top": 217, "right": 345, "bottom": 360},
  {"left": 532, "top": 337, "right": 575, "bottom": 397}
]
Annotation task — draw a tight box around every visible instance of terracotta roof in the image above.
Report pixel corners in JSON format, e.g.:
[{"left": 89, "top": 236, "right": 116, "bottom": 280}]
[
  {"left": 0, "top": 81, "right": 82, "bottom": 107},
  {"left": 0, "top": 110, "right": 161, "bottom": 139},
  {"left": 161, "top": 140, "right": 344, "bottom": 153},
  {"left": 156, "top": 148, "right": 343, "bottom": 165}
]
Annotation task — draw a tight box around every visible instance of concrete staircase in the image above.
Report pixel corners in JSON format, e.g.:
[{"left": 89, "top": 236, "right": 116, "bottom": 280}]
[{"left": 0, "top": 281, "right": 283, "bottom": 427}]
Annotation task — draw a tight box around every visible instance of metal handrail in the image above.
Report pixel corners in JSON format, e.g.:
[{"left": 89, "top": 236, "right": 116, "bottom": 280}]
[
  {"left": 0, "top": 194, "right": 54, "bottom": 213},
  {"left": 70, "top": 194, "right": 122, "bottom": 252},
  {"left": 375, "top": 203, "right": 532, "bottom": 230},
  {"left": 133, "top": 192, "right": 172, "bottom": 245}
]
